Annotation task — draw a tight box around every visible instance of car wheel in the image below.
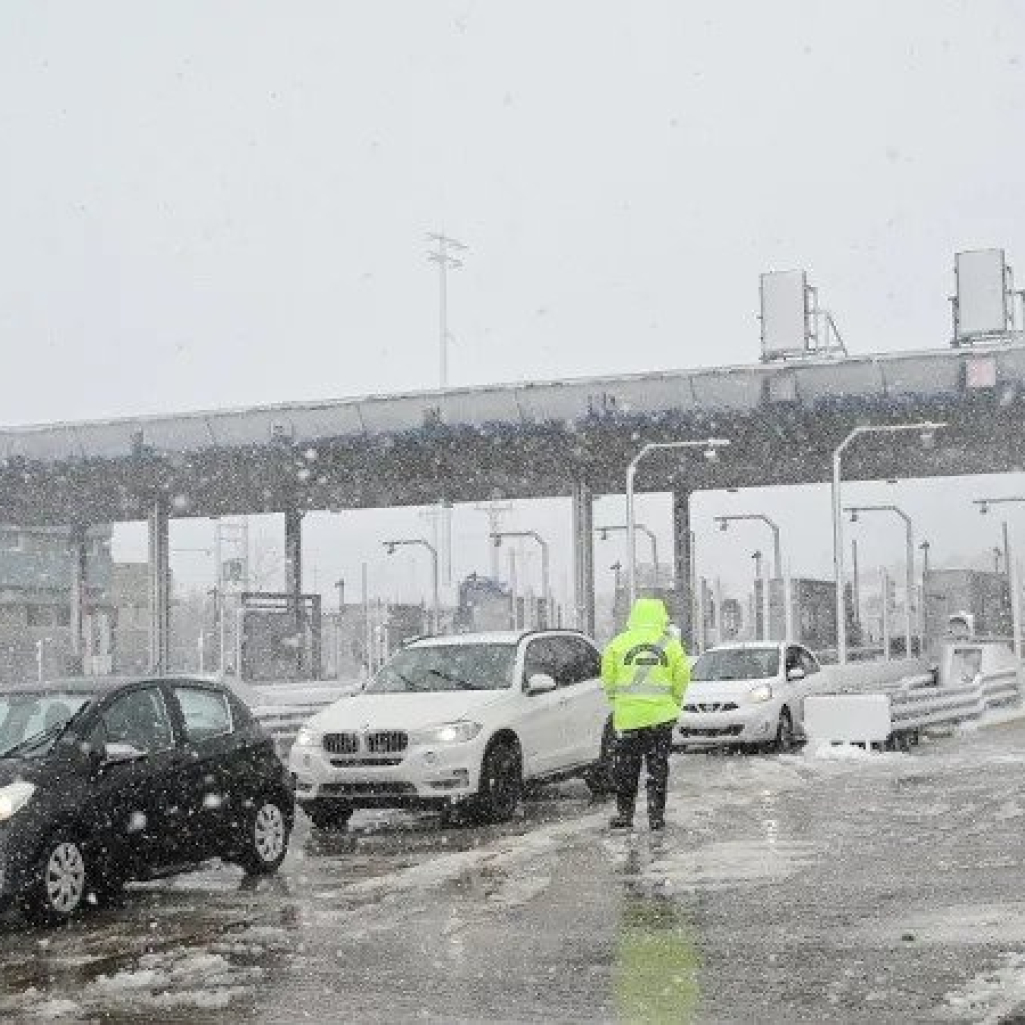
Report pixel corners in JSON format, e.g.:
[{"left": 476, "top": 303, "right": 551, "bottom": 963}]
[
  {"left": 25, "top": 835, "right": 89, "bottom": 925},
  {"left": 236, "top": 797, "right": 290, "bottom": 876},
  {"left": 305, "top": 802, "right": 355, "bottom": 831},
  {"left": 771, "top": 708, "right": 794, "bottom": 753},
  {"left": 584, "top": 719, "right": 617, "bottom": 798},
  {"left": 473, "top": 739, "right": 522, "bottom": 824}
]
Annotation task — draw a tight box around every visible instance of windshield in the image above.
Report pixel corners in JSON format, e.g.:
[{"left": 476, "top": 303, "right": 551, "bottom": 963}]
[
  {"left": 0, "top": 691, "right": 95, "bottom": 758},
  {"left": 691, "top": 648, "right": 780, "bottom": 682},
  {"left": 366, "top": 644, "right": 517, "bottom": 693}
]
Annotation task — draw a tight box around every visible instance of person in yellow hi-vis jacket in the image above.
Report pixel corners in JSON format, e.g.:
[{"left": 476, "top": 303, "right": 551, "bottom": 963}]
[{"left": 601, "top": 598, "right": 690, "bottom": 831}]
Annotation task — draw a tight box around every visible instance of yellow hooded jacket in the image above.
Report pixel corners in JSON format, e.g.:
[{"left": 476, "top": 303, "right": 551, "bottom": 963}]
[{"left": 601, "top": 598, "right": 690, "bottom": 731}]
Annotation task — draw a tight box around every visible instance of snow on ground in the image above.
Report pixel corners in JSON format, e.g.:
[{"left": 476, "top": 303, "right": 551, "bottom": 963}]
[
  {"left": 941, "top": 951, "right": 1025, "bottom": 1023},
  {"left": 0, "top": 930, "right": 283, "bottom": 1021}
]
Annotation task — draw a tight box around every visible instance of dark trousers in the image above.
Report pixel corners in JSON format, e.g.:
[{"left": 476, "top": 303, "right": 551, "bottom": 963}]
[{"left": 614, "top": 722, "right": 674, "bottom": 823}]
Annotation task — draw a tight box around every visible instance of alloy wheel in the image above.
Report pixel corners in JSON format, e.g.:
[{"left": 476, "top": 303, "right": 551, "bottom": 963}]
[
  {"left": 44, "top": 842, "right": 86, "bottom": 916},
  {"left": 253, "top": 803, "right": 286, "bottom": 863}
]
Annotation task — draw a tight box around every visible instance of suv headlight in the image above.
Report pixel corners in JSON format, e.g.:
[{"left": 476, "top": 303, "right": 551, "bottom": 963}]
[
  {"left": 412, "top": 721, "right": 483, "bottom": 745},
  {"left": 748, "top": 683, "right": 773, "bottom": 704},
  {"left": 0, "top": 781, "right": 35, "bottom": 822},
  {"left": 295, "top": 728, "right": 321, "bottom": 748}
]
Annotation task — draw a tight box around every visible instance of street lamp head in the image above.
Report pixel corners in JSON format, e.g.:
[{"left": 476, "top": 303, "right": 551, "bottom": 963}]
[
  {"left": 491, "top": 533, "right": 503, "bottom": 548},
  {"left": 598, "top": 529, "right": 609, "bottom": 542},
  {"left": 978, "top": 501, "right": 990, "bottom": 516},
  {"left": 383, "top": 542, "right": 396, "bottom": 555},
  {"left": 849, "top": 510, "right": 859, "bottom": 524},
  {"left": 704, "top": 446, "right": 720, "bottom": 463},
  {"left": 919, "top": 428, "right": 936, "bottom": 448},
  {"left": 717, "top": 519, "right": 729, "bottom": 532}
]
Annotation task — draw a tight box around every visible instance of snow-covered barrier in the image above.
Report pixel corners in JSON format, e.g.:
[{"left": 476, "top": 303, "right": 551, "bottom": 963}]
[
  {"left": 804, "top": 662, "right": 1021, "bottom": 747},
  {"left": 818, "top": 658, "right": 928, "bottom": 693},
  {"left": 804, "top": 694, "right": 892, "bottom": 746}
]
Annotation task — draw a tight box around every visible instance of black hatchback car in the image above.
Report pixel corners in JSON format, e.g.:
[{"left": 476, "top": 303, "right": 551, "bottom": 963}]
[{"left": 0, "top": 676, "right": 294, "bottom": 924}]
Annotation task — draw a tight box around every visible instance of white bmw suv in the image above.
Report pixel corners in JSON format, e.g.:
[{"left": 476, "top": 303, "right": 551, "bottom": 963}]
[{"left": 289, "top": 630, "right": 615, "bottom": 828}]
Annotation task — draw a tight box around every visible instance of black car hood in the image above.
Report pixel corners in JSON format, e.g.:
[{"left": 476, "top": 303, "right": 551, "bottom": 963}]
[{"left": 0, "top": 757, "right": 50, "bottom": 789}]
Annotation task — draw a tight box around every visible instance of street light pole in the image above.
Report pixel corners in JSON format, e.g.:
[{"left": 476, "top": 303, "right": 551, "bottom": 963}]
[
  {"left": 626, "top": 438, "right": 731, "bottom": 608},
  {"left": 491, "top": 531, "right": 550, "bottom": 627},
  {"left": 714, "top": 514, "right": 782, "bottom": 579},
  {"left": 972, "top": 497, "right": 1025, "bottom": 657},
  {"left": 918, "top": 540, "right": 930, "bottom": 651},
  {"left": 596, "top": 524, "right": 659, "bottom": 587},
  {"left": 382, "top": 539, "right": 440, "bottom": 634},
  {"left": 845, "top": 504, "right": 915, "bottom": 657},
  {"left": 831, "top": 421, "right": 945, "bottom": 664}
]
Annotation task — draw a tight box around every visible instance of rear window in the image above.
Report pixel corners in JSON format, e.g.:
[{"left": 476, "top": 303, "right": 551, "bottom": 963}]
[{"left": 173, "top": 686, "right": 233, "bottom": 741}]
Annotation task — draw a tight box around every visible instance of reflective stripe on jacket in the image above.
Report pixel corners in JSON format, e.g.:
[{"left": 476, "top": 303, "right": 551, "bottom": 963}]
[{"left": 601, "top": 598, "right": 690, "bottom": 731}]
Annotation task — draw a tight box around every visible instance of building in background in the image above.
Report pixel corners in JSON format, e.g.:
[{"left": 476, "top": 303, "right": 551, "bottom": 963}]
[{"left": 0, "top": 525, "right": 114, "bottom": 681}]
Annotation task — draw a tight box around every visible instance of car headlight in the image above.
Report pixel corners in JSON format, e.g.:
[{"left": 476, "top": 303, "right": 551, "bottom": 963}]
[
  {"left": 0, "top": 781, "right": 35, "bottom": 822},
  {"left": 412, "top": 721, "right": 483, "bottom": 745},
  {"left": 295, "top": 728, "right": 320, "bottom": 748},
  {"left": 748, "top": 683, "right": 773, "bottom": 704}
]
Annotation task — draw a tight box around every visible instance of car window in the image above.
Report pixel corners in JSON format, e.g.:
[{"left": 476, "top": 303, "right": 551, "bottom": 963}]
[
  {"left": 98, "top": 687, "right": 174, "bottom": 753},
  {"left": 0, "top": 691, "right": 95, "bottom": 759},
  {"left": 799, "top": 649, "right": 820, "bottom": 675},
  {"left": 523, "top": 637, "right": 559, "bottom": 683},
  {"left": 173, "top": 686, "right": 233, "bottom": 742},
  {"left": 551, "top": 636, "right": 601, "bottom": 687},
  {"left": 784, "top": 646, "right": 801, "bottom": 672}
]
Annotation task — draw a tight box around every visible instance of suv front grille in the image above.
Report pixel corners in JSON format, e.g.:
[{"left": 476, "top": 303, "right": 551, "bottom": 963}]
[
  {"left": 323, "top": 732, "right": 360, "bottom": 755},
  {"left": 321, "top": 731, "right": 409, "bottom": 757},
  {"left": 366, "top": 731, "right": 408, "bottom": 755}
]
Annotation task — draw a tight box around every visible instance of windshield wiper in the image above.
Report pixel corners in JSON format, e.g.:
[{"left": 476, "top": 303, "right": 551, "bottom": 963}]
[
  {"left": 426, "top": 668, "right": 476, "bottom": 690},
  {"left": 0, "top": 722, "right": 66, "bottom": 759}
]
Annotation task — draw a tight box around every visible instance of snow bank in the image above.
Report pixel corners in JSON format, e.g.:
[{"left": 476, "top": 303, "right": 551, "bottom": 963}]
[{"left": 942, "top": 951, "right": 1025, "bottom": 1023}]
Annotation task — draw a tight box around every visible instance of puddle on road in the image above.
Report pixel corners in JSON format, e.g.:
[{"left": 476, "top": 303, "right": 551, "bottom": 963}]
[{"left": 602, "top": 835, "right": 820, "bottom": 893}]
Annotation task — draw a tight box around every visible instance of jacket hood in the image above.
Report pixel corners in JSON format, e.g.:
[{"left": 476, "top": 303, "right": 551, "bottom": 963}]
[{"left": 627, "top": 598, "right": 670, "bottom": 633}]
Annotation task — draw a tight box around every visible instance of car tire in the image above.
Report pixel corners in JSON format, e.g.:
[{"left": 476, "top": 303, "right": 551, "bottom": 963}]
[
  {"left": 305, "top": 801, "right": 355, "bottom": 831},
  {"left": 236, "top": 796, "right": 290, "bottom": 876},
  {"left": 471, "top": 739, "right": 522, "bottom": 824},
  {"left": 583, "top": 719, "right": 617, "bottom": 798},
  {"left": 24, "top": 834, "right": 90, "bottom": 926}
]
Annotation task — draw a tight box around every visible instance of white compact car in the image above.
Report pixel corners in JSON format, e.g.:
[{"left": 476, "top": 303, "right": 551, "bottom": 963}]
[
  {"left": 676, "top": 641, "right": 824, "bottom": 752},
  {"left": 289, "top": 630, "right": 615, "bottom": 828}
]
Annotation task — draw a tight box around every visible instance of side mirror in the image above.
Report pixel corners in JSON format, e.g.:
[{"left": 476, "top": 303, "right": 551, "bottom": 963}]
[
  {"left": 786, "top": 667, "right": 806, "bottom": 682},
  {"left": 101, "top": 742, "right": 147, "bottom": 769},
  {"left": 525, "top": 673, "right": 557, "bottom": 696}
]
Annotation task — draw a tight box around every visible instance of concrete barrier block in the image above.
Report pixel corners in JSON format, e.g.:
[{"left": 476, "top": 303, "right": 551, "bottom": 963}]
[{"left": 804, "top": 694, "right": 892, "bottom": 744}]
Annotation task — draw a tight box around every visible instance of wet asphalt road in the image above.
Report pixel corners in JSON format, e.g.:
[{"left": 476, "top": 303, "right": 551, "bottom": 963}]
[{"left": 4, "top": 724, "right": 1025, "bottom": 1022}]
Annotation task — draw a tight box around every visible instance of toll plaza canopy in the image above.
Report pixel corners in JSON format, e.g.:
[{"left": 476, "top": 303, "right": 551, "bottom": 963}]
[{"left": 2, "top": 342, "right": 1023, "bottom": 525}]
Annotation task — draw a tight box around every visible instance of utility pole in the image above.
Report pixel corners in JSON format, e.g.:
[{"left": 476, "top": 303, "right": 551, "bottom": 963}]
[
  {"left": 425, "top": 232, "right": 466, "bottom": 591},
  {"left": 426, "top": 232, "right": 467, "bottom": 389}
]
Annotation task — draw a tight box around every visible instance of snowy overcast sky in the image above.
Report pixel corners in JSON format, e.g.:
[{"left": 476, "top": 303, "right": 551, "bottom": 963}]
[{"left": 1, "top": 1, "right": 1024, "bottom": 610}]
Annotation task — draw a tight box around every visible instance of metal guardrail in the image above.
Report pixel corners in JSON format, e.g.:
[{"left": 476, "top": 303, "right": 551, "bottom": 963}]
[
  {"left": 250, "top": 685, "right": 360, "bottom": 758},
  {"left": 254, "top": 703, "right": 333, "bottom": 759},
  {"left": 828, "top": 668, "right": 1022, "bottom": 735}
]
